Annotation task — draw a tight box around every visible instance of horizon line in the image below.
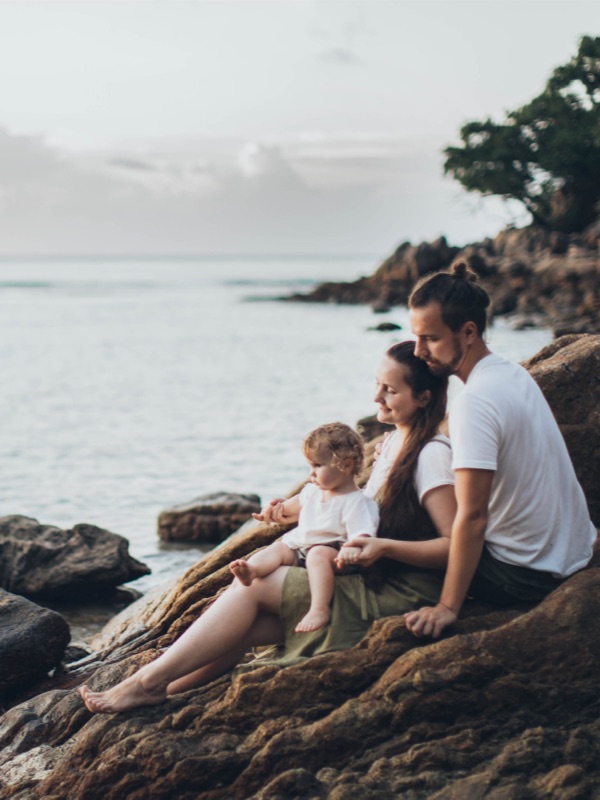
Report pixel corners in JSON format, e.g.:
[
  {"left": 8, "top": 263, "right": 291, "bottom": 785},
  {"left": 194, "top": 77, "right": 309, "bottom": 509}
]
[{"left": 0, "top": 252, "right": 383, "bottom": 263}]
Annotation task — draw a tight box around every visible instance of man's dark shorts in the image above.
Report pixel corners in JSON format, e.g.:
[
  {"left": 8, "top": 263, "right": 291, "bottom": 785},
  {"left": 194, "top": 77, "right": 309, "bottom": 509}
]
[{"left": 469, "top": 546, "right": 564, "bottom": 605}]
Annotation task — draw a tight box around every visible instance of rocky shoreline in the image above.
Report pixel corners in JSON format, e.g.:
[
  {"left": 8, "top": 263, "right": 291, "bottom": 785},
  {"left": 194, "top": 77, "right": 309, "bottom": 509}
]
[
  {"left": 286, "top": 223, "right": 600, "bottom": 337},
  {"left": 0, "top": 333, "right": 598, "bottom": 799}
]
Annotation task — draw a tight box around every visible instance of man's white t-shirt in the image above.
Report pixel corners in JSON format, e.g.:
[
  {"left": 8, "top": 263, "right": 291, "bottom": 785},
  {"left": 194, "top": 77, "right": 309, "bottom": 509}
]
[{"left": 450, "top": 353, "right": 596, "bottom": 577}]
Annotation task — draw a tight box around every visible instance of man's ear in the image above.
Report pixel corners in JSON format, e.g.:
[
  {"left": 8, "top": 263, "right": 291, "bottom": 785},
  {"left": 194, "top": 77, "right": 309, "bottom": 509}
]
[{"left": 463, "top": 321, "right": 478, "bottom": 342}]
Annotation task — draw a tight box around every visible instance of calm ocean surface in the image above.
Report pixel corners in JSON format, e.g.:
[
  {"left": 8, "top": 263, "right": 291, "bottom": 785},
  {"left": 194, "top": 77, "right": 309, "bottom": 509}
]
[{"left": 0, "top": 256, "right": 553, "bottom": 592}]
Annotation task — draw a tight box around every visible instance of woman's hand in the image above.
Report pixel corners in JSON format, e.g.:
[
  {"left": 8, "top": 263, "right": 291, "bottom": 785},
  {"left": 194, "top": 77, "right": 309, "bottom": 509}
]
[
  {"left": 337, "top": 536, "right": 387, "bottom": 568},
  {"left": 403, "top": 603, "right": 457, "bottom": 639}
]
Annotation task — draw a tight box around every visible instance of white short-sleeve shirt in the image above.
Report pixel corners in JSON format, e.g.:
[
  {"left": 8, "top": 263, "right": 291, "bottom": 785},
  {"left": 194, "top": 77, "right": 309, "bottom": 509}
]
[
  {"left": 450, "top": 353, "right": 595, "bottom": 577},
  {"left": 282, "top": 482, "right": 379, "bottom": 551}
]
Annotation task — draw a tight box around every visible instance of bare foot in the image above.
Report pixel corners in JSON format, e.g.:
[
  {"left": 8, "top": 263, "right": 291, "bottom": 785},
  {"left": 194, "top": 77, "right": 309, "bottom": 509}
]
[
  {"left": 229, "top": 560, "right": 257, "bottom": 586},
  {"left": 295, "top": 606, "right": 331, "bottom": 633},
  {"left": 78, "top": 670, "right": 167, "bottom": 714}
]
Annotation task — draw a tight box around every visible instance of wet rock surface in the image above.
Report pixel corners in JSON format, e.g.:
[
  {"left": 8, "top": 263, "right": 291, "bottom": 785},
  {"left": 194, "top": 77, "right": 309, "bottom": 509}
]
[
  {"left": 0, "top": 516, "right": 150, "bottom": 600},
  {"left": 158, "top": 492, "right": 262, "bottom": 544},
  {"left": 0, "top": 335, "right": 598, "bottom": 799}
]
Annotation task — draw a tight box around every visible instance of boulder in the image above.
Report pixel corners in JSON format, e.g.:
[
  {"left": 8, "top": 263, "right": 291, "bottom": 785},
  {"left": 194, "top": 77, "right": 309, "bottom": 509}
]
[
  {"left": 523, "top": 334, "right": 600, "bottom": 526},
  {"left": 367, "top": 321, "right": 402, "bottom": 332},
  {"left": 0, "top": 589, "right": 70, "bottom": 700},
  {"left": 157, "top": 492, "right": 262, "bottom": 544},
  {"left": 0, "top": 517, "right": 150, "bottom": 601}
]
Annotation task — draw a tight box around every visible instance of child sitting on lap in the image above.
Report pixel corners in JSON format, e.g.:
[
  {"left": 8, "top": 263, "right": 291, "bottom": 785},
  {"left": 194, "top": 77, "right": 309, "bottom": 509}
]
[{"left": 229, "top": 422, "right": 379, "bottom": 633}]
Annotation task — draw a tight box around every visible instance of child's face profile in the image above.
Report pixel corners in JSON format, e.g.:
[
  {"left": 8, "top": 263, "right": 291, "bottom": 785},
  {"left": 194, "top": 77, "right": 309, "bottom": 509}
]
[{"left": 305, "top": 445, "right": 350, "bottom": 492}]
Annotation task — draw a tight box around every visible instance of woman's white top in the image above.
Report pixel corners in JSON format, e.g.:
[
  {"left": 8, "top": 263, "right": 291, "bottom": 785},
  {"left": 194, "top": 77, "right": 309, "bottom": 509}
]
[{"left": 363, "top": 430, "right": 454, "bottom": 502}]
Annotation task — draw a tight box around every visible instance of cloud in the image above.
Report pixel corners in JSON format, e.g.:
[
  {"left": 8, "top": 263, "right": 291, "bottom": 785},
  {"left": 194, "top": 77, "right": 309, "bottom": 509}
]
[
  {"left": 237, "top": 142, "right": 304, "bottom": 185},
  {"left": 0, "top": 127, "right": 527, "bottom": 255},
  {"left": 319, "top": 47, "right": 360, "bottom": 65}
]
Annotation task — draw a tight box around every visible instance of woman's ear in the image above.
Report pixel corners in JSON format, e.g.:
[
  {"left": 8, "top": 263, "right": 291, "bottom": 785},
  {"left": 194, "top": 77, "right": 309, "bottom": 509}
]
[{"left": 418, "top": 389, "right": 432, "bottom": 408}]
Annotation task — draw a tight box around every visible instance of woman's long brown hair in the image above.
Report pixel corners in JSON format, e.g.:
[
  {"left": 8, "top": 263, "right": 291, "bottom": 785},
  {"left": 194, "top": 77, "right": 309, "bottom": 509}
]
[{"left": 376, "top": 340, "right": 448, "bottom": 542}]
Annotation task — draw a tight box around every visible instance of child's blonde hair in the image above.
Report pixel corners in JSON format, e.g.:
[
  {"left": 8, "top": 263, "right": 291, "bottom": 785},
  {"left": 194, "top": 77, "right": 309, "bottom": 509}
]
[{"left": 303, "top": 422, "right": 364, "bottom": 476}]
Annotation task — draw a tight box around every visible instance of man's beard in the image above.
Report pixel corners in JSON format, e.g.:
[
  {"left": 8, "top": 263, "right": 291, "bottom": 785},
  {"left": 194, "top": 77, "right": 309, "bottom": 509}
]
[{"left": 425, "top": 339, "right": 464, "bottom": 377}]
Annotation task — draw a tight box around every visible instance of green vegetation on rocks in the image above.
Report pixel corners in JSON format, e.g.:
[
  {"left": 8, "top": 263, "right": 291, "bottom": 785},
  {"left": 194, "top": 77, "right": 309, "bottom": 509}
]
[{"left": 444, "top": 36, "right": 600, "bottom": 233}]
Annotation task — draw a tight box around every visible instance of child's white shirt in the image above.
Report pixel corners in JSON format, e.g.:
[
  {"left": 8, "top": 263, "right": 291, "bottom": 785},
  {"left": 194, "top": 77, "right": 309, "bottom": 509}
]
[{"left": 282, "top": 483, "right": 379, "bottom": 551}]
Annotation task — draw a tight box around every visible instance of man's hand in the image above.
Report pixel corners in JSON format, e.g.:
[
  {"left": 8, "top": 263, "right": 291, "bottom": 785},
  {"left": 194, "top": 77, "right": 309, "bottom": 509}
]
[{"left": 403, "top": 603, "right": 457, "bottom": 639}]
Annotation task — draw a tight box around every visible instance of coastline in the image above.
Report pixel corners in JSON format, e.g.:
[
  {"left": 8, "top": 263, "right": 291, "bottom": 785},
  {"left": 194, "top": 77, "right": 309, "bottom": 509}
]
[{"left": 284, "top": 224, "right": 600, "bottom": 337}]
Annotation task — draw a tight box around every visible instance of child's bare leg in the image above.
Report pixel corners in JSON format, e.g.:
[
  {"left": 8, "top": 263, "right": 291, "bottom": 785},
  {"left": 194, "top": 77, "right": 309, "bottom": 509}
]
[
  {"left": 79, "top": 568, "right": 288, "bottom": 714},
  {"left": 295, "top": 545, "right": 337, "bottom": 633},
  {"left": 230, "top": 541, "right": 296, "bottom": 586}
]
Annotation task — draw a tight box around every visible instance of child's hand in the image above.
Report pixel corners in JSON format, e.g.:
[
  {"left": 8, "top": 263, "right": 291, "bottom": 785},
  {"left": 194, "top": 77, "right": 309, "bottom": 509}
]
[
  {"left": 373, "top": 431, "right": 391, "bottom": 462},
  {"left": 335, "top": 545, "right": 362, "bottom": 568},
  {"left": 252, "top": 498, "right": 286, "bottom": 524},
  {"left": 338, "top": 537, "right": 384, "bottom": 568}
]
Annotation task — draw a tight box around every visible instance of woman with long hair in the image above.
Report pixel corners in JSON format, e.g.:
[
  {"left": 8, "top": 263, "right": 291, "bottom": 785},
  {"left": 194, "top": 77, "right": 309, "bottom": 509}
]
[{"left": 80, "top": 341, "right": 456, "bottom": 713}]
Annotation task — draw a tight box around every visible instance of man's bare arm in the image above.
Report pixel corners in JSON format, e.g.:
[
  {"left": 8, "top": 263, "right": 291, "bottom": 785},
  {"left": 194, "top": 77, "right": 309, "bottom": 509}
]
[{"left": 404, "top": 468, "right": 494, "bottom": 638}]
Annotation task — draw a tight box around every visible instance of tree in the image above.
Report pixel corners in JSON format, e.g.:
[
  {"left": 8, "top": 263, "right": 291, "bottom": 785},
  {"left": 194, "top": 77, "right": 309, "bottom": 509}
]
[{"left": 444, "top": 36, "right": 600, "bottom": 233}]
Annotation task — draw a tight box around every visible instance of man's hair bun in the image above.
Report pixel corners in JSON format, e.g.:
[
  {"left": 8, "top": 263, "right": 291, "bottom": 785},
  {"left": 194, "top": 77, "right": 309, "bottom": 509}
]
[{"left": 451, "top": 260, "right": 478, "bottom": 282}]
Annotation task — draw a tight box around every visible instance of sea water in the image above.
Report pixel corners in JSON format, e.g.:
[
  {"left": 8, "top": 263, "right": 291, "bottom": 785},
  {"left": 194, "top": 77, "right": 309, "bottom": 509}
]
[{"left": 0, "top": 256, "right": 553, "bottom": 592}]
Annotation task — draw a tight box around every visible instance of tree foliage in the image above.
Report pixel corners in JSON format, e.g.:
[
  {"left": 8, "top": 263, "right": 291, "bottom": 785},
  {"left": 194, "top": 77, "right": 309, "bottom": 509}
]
[{"left": 444, "top": 36, "right": 600, "bottom": 232}]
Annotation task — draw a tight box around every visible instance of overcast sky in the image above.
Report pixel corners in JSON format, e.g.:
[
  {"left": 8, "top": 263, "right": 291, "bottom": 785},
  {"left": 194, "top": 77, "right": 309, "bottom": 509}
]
[{"left": 0, "top": 0, "right": 598, "bottom": 256}]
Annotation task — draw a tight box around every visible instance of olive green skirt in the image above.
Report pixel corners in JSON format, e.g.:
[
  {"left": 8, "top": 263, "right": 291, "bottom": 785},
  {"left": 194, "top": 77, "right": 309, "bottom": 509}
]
[{"left": 271, "top": 565, "right": 444, "bottom": 666}]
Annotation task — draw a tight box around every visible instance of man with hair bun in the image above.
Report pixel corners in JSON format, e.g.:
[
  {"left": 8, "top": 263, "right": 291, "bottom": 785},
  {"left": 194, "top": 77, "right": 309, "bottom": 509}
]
[{"left": 405, "top": 259, "right": 596, "bottom": 638}]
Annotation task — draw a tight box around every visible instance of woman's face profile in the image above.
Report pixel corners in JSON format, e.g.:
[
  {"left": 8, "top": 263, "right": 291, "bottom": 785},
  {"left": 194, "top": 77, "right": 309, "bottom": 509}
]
[{"left": 373, "top": 356, "right": 423, "bottom": 429}]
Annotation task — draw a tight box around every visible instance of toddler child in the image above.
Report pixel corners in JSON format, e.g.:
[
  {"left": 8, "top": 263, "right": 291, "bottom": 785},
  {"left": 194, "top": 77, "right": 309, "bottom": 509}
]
[{"left": 229, "top": 422, "right": 379, "bottom": 632}]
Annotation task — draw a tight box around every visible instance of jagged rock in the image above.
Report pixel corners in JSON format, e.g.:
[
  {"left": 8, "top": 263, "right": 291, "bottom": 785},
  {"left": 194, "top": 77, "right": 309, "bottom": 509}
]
[
  {"left": 157, "top": 492, "right": 262, "bottom": 544},
  {"left": 523, "top": 334, "right": 600, "bottom": 526},
  {"left": 287, "top": 223, "right": 600, "bottom": 336},
  {"left": 0, "top": 589, "right": 70, "bottom": 699},
  {"left": 0, "top": 567, "right": 599, "bottom": 799},
  {"left": 0, "top": 336, "right": 598, "bottom": 799},
  {"left": 0, "top": 516, "right": 150, "bottom": 600}
]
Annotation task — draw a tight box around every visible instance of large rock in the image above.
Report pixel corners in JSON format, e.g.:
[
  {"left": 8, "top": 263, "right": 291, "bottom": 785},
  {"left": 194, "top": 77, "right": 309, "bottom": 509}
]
[
  {"left": 0, "top": 336, "right": 598, "bottom": 799},
  {"left": 288, "top": 223, "right": 600, "bottom": 336},
  {"left": 0, "top": 589, "right": 70, "bottom": 700},
  {"left": 0, "top": 565, "right": 598, "bottom": 799},
  {"left": 0, "top": 516, "right": 150, "bottom": 600},
  {"left": 523, "top": 334, "right": 600, "bottom": 526},
  {"left": 158, "top": 492, "right": 262, "bottom": 544}
]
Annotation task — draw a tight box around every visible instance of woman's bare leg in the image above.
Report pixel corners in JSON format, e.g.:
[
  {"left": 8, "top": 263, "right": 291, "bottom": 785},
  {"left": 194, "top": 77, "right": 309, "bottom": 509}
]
[
  {"left": 166, "top": 610, "right": 283, "bottom": 694},
  {"left": 79, "top": 568, "right": 289, "bottom": 713},
  {"left": 230, "top": 541, "right": 296, "bottom": 586},
  {"left": 295, "top": 546, "right": 337, "bottom": 633}
]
